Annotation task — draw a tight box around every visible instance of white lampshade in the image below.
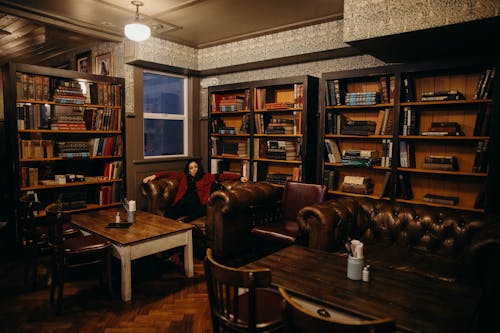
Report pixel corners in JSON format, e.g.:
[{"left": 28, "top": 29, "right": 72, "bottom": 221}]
[{"left": 124, "top": 22, "right": 151, "bottom": 42}]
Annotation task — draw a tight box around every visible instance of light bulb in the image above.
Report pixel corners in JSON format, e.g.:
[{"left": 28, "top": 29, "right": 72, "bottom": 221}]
[{"left": 124, "top": 22, "right": 151, "bottom": 42}]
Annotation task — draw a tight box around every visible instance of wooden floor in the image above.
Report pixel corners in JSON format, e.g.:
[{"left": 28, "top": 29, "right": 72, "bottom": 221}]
[{"left": 0, "top": 234, "right": 214, "bottom": 333}]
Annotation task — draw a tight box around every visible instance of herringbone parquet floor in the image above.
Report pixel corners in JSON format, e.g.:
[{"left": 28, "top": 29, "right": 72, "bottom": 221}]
[{"left": 0, "top": 237, "right": 214, "bottom": 333}]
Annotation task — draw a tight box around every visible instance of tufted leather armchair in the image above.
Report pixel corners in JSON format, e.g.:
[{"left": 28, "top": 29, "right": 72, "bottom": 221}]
[
  {"left": 141, "top": 178, "right": 279, "bottom": 259},
  {"left": 298, "top": 196, "right": 500, "bottom": 286}
]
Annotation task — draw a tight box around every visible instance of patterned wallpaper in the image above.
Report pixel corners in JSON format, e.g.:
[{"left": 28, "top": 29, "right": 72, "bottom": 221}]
[{"left": 344, "top": 0, "right": 500, "bottom": 41}]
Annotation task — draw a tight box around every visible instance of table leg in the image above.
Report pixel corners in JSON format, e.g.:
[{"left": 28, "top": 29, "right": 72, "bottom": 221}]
[
  {"left": 119, "top": 247, "right": 132, "bottom": 301},
  {"left": 184, "top": 229, "right": 194, "bottom": 277}
]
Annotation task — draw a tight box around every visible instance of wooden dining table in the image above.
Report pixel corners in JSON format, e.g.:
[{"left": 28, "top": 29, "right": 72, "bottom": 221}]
[
  {"left": 244, "top": 245, "right": 481, "bottom": 333},
  {"left": 70, "top": 207, "right": 194, "bottom": 301}
]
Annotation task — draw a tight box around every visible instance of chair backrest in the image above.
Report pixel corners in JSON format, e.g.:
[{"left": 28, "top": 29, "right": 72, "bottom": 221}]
[
  {"left": 281, "top": 182, "right": 327, "bottom": 221},
  {"left": 45, "top": 202, "right": 70, "bottom": 248},
  {"left": 204, "top": 248, "right": 281, "bottom": 333},
  {"left": 18, "top": 193, "right": 42, "bottom": 240},
  {"left": 279, "top": 288, "right": 395, "bottom": 333}
]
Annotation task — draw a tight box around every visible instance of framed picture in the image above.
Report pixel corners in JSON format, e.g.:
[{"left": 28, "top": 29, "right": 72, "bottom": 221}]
[
  {"left": 95, "top": 52, "right": 113, "bottom": 76},
  {"left": 76, "top": 51, "right": 92, "bottom": 73}
]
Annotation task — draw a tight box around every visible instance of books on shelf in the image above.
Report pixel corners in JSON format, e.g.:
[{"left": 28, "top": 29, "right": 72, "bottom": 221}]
[
  {"left": 401, "top": 75, "right": 415, "bottom": 102},
  {"left": 396, "top": 174, "right": 413, "bottom": 200},
  {"left": 473, "top": 104, "right": 491, "bottom": 136},
  {"left": 422, "top": 155, "right": 458, "bottom": 171},
  {"left": 420, "top": 90, "right": 464, "bottom": 102},
  {"left": 423, "top": 193, "right": 458, "bottom": 206},
  {"left": 379, "top": 171, "right": 392, "bottom": 198},
  {"left": 472, "top": 139, "right": 489, "bottom": 173},
  {"left": 473, "top": 68, "right": 495, "bottom": 100},
  {"left": 324, "top": 139, "right": 341, "bottom": 163},
  {"left": 322, "top": 169, "right": 338, "bottom": 190},
  {"left": 341, "top": 176, "right": 373, "bottom": 194},
  {"left": 344, "top": 91, "right": 380, "bottom": 106}
]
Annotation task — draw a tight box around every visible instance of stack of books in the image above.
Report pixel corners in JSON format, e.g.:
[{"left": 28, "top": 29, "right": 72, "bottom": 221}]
[
  {"left": 265, "top": 140, "right": 297, "bottom": 160},
  {"left": 53, "top": 80, "right": 86, "bottom": 105},
  {"left": 421, "top": 121, "right": 463, "bottom": 136},
  {"left": 57, "top": 141, "right": 90, "bottom": 158},
  {"left": 341, "top": 176, "right": 374, "bottom": 194},
  {"left": 265, "top": 118, "right": 294, "bottom": 134},
  {"left": 422, "top": 155, "right": 458, "bottom": 171},
  {"left": 266, "top": 173, "right": 292, "bottom": 185},
  {"left": 218, "top": 96, "right": 245, "bottom": 112},
  {"left": 341, "top": 149, "right": 380, "bottom": 167},
  {"left": 341, "top": 120, "right": 376, "bottom": 136},
  {"left": 345, "top": 91, "right": 380, "bottom": 106},
  {"left": 420, "top": 90, "right": 464, "bottom": 102}
]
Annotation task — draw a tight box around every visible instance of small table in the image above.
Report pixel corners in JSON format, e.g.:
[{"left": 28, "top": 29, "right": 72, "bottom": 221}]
[
  {"left": 71, "top": 208, "right": 194, "bottom": 301},
  {"left": 244, "top": 245, "right": 481, "bottom": 333}
]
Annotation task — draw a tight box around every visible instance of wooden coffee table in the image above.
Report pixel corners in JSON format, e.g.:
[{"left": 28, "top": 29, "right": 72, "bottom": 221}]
[
  {"left": 70, "top": 208, "right": 193, "bottom": 301},
  {"left": 244, "top": 245, "right": 481, "bottom": 333}
]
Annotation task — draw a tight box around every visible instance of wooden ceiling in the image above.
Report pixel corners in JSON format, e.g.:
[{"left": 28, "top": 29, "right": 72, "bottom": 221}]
[{"left": 0, "top": 0, "right": 344, "bottom": 66}]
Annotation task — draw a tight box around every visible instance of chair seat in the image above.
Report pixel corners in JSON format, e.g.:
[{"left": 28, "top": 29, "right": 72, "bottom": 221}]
[
  {"left": 63, "top": 234, "right": 111, "bottom": 254},
  {"left": 237, "top": 288, "right": 283, "bottom": 327},
  {"left": 251, "top": 219, "right": 299, "bottom": 244}
]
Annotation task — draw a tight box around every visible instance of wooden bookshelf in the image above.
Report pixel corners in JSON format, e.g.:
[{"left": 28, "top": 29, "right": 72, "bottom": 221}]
[
  {"left": 319, "top": 61, "right": 498, "bottom": 213},
  {"left": 2, "top": 62, "right": 126, "bottom": 241}
]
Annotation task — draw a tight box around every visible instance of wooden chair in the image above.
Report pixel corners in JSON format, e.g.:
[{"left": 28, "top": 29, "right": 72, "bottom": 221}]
[
  {"left": 279, "top": 287, "right": 395, "bottom": 333},
  {"left": 45, "top": 202, "right": 112, "bottom": 313},
  {"left": 204, "top": 248, "right": 283, "bottom": 333},
  {"left": 18, "top": 194, "right": 81, "bottom": 289},
  {"left": 251, "top": 181, "right": 327, "bottom": 249}
]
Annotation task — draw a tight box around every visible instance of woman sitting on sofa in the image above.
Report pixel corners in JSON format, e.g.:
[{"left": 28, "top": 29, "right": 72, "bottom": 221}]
[{"left": 143, "top": 159, "right": 248, "bottom": 222}]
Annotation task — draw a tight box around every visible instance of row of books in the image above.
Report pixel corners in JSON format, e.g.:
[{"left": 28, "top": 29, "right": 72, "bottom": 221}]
[
  {"left": 211, "top": 140, "right": 249, "bottom": 157},
  {"left": 326, "top": 76, "right": 395, "bottom": 106},
  {"left": 420, "top": 121, "right": 463, "bottom": 137},
  {"left": 88, "top": 136, "right": 123, "bottom": 157},
  {"left": 401, "top": 106, "right": 418, "bottom": 135},
  {"left": 16, "top": 103, "right": 51, "bottom": 130},
  {"left": 96, "top": 183, "right": 122, "bottom": 205},
  {"left": 83, "top": 107, "right": 121, "bottom": 131},
  {"left": 16, "top": 74, "right": 122, "bottom": 106},
  {"left": 472, "top": 104, "right": 491, "bottom": 136},
  {"left": 254, "top": 112, "right": 301, "bottom": 135},
  {"left": 325, "top": 109, "right": 393, "bottom": 136},
  {"left": 420, "top": 90, "right": 464, "bottom": 102},
  {"left": 473, "top": 68, "right": 495, "bottom": 100},
  {"left": 19, "top": 139, "right": 55, "bottom": 159},
  {"left": 472, "top": 139, "right": 489, "bottom": 173},
  {"left": 103, "top": 161, "right": 123, "bottom": 180}
]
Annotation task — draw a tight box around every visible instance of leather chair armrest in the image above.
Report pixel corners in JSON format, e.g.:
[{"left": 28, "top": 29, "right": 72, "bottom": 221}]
[
  {"left": 140, "top": 178, "right": 179, "bottom": 216},
  {"left": 297, "top": 199, "right": 353, "bottom": 252},
  {"left": 206, "top": 182, "right": 282, "bottom": 258}
]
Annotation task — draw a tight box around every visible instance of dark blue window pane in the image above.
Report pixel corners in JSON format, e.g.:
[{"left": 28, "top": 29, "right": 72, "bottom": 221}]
[
  {"left": 143, "top": 73, "right": 184, "bottom": 115},
  {"left": 144, "top": 119, "right": 184, "bottom": 156}
]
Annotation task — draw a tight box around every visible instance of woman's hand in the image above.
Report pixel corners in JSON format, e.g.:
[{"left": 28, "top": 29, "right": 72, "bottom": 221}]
[
  {"left": 240, "top": 176, "right": 249, "bottom": 183},
  {"left": 142, "top": 174, "right": 157, "bottom": 183}
]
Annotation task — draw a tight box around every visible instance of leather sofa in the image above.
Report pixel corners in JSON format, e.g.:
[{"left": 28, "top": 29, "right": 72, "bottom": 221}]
[
  {"left": 297, "top": 196, "right": 500, "bottom": 286},
  {"left": 141, "top": 178, "right": 282, "bottom": 259}
]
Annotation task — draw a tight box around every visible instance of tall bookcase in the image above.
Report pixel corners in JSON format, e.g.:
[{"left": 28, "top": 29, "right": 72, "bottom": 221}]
[
  {"left": 208, "top": 75, "right": 319, "bottom": 185},
  {"left": 2, "top": 62, "right": 126, "bottom": 241},
  {"left": 319, "top": 60, "right": 498, "bottom": 213}
]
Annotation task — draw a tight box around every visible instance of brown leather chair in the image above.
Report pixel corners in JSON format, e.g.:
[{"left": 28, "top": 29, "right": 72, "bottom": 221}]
[
  {"left": 251, "top": 181, "right": 327, "bottom": 247},
  {"left": 279, "top": 287, "right": 395, "bottom": 333},
  {"left": 45, "top": 203, "right": 112, "bottom": 313},
  {"left": 204, "top": 248, "right": 283, "bottom": 333},
  {"left": 19, "top": 194, "right": 81, "bottom": 289}
]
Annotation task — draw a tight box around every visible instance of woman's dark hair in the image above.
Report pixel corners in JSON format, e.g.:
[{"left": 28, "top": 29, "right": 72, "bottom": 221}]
[{"left": 184, "top": 159, "right": 205, "bottom": 180}]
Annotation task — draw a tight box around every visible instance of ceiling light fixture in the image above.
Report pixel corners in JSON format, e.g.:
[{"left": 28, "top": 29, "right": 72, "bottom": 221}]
[{"left": 124, "top": 1, "right": 151, "bottom": 42}]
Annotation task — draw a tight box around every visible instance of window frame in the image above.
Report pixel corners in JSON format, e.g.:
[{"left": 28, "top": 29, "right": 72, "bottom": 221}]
[{"left": 142, "top": 70, "right": 189, "bottom": 159}]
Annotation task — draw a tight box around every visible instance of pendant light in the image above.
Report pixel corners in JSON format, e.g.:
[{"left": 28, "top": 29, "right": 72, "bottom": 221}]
[{"left": 124, "top": 1, "right": 151, "bottom": 42}]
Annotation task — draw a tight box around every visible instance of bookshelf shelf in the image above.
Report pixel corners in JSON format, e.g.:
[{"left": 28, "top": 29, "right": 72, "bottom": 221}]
[
  {"left": 400, "top": 135, "right": 489, "bottom": 141},
  {"left": 400, "top": 99, "right": 492, "bottom": 107},
  {"left": 3, "top": 62, "right": 126, "bottom": 242},
  {"left": 254, "top": 108, "right": 303, "bottom": 113},
  {"left": 325, "top": 134, "right": 392, "bottom": 139},
  {"left": 395, "top": 198, "right": 483, "bottom": 213},
  {"left": 326, "top": 103, "right": 394, "bottom": 109},
  {"left": 212, "top": 155, "right": 249, "bottom": 160},
  {"left": 397, "top": 167, "right": 487, "bottom": 177}
]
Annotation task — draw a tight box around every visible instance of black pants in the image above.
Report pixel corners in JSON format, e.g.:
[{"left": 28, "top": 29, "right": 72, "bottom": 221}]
[{"left": 164, "top": 199, "right": 205, "bottom": 223}]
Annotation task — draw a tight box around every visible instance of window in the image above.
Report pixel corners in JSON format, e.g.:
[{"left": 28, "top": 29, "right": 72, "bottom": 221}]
[{"left": 143, "top": 71, "right": 188, "bottom": 158}]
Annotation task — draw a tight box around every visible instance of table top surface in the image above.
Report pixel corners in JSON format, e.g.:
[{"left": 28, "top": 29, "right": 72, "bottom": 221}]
[
  {"left": 244, "top": 245, "right": 481, "bottom": 333},
  {"left": 70, "top": 208, "right": 192, "bottom": 245}
]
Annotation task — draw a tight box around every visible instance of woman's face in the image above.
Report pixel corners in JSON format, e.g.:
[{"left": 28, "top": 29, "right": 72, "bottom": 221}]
[{"left": 188, "top": 162, "right": 199, "bottom": 177}]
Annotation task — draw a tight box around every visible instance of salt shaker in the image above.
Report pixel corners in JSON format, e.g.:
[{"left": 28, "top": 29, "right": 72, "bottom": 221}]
[{"left": 362, "top": 265, "right": 370, "bottom": 282}]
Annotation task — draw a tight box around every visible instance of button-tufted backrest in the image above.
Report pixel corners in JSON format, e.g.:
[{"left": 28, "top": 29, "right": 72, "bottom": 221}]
[{"left": 351, "top": 198, "right": 486, "bottom": 258}]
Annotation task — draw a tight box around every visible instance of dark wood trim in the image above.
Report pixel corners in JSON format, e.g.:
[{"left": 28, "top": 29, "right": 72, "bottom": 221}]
[{"left": 127, "top": 47, "right": 362, "bottom": 78}]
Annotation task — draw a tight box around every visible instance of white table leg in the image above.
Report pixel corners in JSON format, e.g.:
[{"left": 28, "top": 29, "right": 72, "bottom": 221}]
[
  {"left": 184, "top": 229, "right": 194, "bottom": 277},
  {"left": 119, "top": 247, "right": 132, "bottom": 301}
]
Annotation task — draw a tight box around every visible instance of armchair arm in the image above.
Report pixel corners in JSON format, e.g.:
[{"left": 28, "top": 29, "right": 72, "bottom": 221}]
[
  {"left": 297, "top": 198, "right": 355, "bottom": 252},
  {"left": 140, "top": 178, "right": 179, "bottom": 216},
  {"left": 206, "top": 182, "right": 282, "bottom": 258}
]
